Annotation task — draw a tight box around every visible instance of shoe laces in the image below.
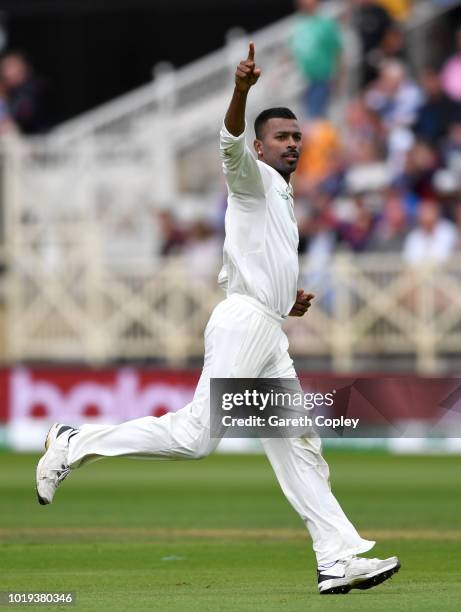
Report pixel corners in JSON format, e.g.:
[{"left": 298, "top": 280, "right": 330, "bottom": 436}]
[
  {"left": 41, "top": 464, "right": 70, "bottom": 485},
  {"left": 56, "top": 467, "right": 71, "bottom": 484}
]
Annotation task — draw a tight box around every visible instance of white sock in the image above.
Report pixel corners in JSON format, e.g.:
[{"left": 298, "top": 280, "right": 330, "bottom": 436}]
[{"left": 317, "top": 560, "right": 339, "bottom": 571}]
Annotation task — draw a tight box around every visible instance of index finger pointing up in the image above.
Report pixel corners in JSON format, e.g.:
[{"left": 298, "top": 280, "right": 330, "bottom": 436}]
[{"left": 247, "top": 41, "right": 255, "bottom": 61}]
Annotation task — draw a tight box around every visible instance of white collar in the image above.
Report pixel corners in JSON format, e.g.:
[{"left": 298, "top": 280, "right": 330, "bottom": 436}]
[{"left": 258, "top": 160, "right": 293, "bottom": 195}]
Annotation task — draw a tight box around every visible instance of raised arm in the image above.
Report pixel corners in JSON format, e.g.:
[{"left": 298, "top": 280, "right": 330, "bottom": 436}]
[{"left": 224, "top": 42, "right": 261, "bottom": 136}]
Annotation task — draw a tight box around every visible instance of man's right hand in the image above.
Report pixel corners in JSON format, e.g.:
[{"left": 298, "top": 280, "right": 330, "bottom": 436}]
[{"left": 235, "top": 42, "right": 261, "bottom": 92}]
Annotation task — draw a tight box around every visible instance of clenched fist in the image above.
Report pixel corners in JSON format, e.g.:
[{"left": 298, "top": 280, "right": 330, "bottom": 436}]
[{"left": 289, "top": 290, "right": 315, "bottom": 317}]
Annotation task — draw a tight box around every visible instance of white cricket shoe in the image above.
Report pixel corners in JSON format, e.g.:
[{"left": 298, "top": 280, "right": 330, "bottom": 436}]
[
  {"left": 36, "top": 423, "right": 78, "bottom": 505},
  {"left": 318, "top": 555, "right": 401, "bottom": 595}
]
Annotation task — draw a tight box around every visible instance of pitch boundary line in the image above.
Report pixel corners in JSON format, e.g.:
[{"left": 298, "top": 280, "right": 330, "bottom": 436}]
[{"left": 0, "top": 528, "right": 460, "bottom": 540}]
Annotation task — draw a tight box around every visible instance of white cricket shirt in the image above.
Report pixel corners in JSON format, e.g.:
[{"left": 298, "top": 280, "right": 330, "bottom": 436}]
[{"left": 219, "top": 123, "right": 299, "bottom": 318}]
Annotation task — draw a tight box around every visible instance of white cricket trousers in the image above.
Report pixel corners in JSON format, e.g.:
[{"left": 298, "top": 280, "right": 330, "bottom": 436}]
[{"left": 67, "top": 294, "right": 375, "bottom": 564}]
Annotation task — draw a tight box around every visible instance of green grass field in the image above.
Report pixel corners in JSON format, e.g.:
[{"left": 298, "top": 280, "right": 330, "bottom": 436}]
[{"left": 1, "top": 450, "right": 460, "bottom": 611}]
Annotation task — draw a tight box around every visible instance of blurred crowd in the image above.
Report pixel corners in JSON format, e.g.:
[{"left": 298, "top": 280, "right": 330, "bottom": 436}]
[
  {"left": 3, "top": 0, "right": 461, "bottom": 275},
  {"left": 292, "top": 0, "right": 461, "bottom": 269},
  {"left": 156, "top": 0, "right": 461, "bottom": 273}
]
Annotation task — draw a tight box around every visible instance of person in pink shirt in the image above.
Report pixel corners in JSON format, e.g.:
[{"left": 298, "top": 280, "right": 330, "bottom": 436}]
[{"left": 441, "top": 29, "right": 461, "bottom": 102}]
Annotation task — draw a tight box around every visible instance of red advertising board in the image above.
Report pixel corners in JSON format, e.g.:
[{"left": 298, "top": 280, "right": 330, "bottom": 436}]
[
  {"left": 0, "top": 367, "right": 200, "bottom": 424},
  {"left": 0, "top": 367, "right": 202, "bottom": 450},
  {"left": 1, "top": 368, "right": 460, "bottom": 425}
]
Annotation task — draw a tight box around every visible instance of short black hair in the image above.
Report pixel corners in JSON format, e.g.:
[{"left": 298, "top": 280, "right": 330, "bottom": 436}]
[{"left": 254, "top": 107, "right": 297, "bottom": 139}]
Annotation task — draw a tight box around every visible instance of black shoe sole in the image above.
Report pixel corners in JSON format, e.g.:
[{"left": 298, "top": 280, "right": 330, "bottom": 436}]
[
  {"left": 355, "top": 561, "right": 401, "bottom": 590},
  {"left": 320, "top": 585, "right": 351, "bottom": 595},
  {"left": 319, "top": 561, "right": 401, "bottom": 595},
  {"left": 36, "top": 487, "right": 48, "bottom": 505}
]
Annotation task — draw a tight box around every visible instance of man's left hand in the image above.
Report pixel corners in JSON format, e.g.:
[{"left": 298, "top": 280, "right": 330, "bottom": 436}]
[{"left": 289, "top": 290, "right": 315, "bottom": 317}]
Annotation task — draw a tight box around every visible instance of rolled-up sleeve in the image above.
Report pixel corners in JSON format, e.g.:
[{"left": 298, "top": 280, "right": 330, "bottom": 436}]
[{"left": 219, "top": 123, "right": 265, "bottom": 198}]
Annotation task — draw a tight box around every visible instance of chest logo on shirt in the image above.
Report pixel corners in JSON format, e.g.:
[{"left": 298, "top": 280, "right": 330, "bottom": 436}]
[
  {"left": 276, "top": 188, "right": 290, "bottom": 200},
  {"left": 276, "top": 188, "right": 294, "bottom": 212}
]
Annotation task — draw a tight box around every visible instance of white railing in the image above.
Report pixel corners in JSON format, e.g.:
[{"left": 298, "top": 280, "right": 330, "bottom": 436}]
[
  {"left": 49, "top": 4, "right": 345, "bottom": 144},
  {"left": 39, "top": 13, "right": 329, "bottom": 210},
  {"left": 2, "top": 224, "right": 461, "bottom": 374}
]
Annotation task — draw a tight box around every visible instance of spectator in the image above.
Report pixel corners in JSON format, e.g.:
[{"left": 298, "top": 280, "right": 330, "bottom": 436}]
[
  {"left": 414, "top": 67, "right": 461, "bottom": 145},
  {"left": 431, "top": 168, "right": 461, "bottom": 220},
  {"left": 379, "top": 23, "right": 405, "bottom": 63},
  {"left": 0, "top": 51, "right": 53, "bottom": 134},
  {"left": 337, "top": 194, "right": 377, "bottom": 252},
  {"left": 454, "top": 201, "right": 461, "bottom": 250},
  {"left": 156, "top": 210, "right": 187, "bottom": 256},
  {"left": 0, "top": 81, "right": 17, "bottom": 136},
  {"left": 182, "top": 220, "right": 222, "bottom": 280},
  {"left": 290, "top": 0, "right": 343, "bottom": 118},
  {"left": 368, "top": 188, "right": 407, "bottom": 251},
  {"left": 294, "top": 119, "right": 342, "bottom": 195},
  {"left": 403, "top": 199, "right": 457, "bottom": 265},
  {"left": 365, "top": 60, "right": 423, "bottom": 132},
  {"left": 353, "top": 0, "right": 394, "bottom": 86},
  {"left": 440, "top": 28, "right": 461, "bottom": 103},
  {"left": 298, "top": 193, "right": 337, "bottom": 303},
  {"left": 441, "top": 122, "right": 461, "bottom": 175},
  {"left": 395, "top": 140, "right": 439, "bottom": 213},
  {"left": 344, "top": 95, "right": 386, "bottom": 164},
  {"left": 375, "top": 0, "right": 411, "bottom": 22},
  {"left": 298, "top": 192, "right": 337, "bottom": 255}
]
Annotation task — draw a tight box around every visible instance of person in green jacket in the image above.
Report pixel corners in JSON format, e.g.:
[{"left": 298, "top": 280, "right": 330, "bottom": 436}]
[{"left": 291, "top": 0, "right": 343, "bottom": 118}]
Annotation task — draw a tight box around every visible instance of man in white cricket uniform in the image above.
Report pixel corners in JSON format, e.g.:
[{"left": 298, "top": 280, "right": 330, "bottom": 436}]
[{"left": 36, "top": 43, "right": 400, "bottom": 594}]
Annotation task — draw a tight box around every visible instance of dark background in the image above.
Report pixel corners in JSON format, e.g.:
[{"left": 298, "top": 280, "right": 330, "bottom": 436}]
[{"left": 0, "top": 0, "right": 293, "bottom": 123}]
